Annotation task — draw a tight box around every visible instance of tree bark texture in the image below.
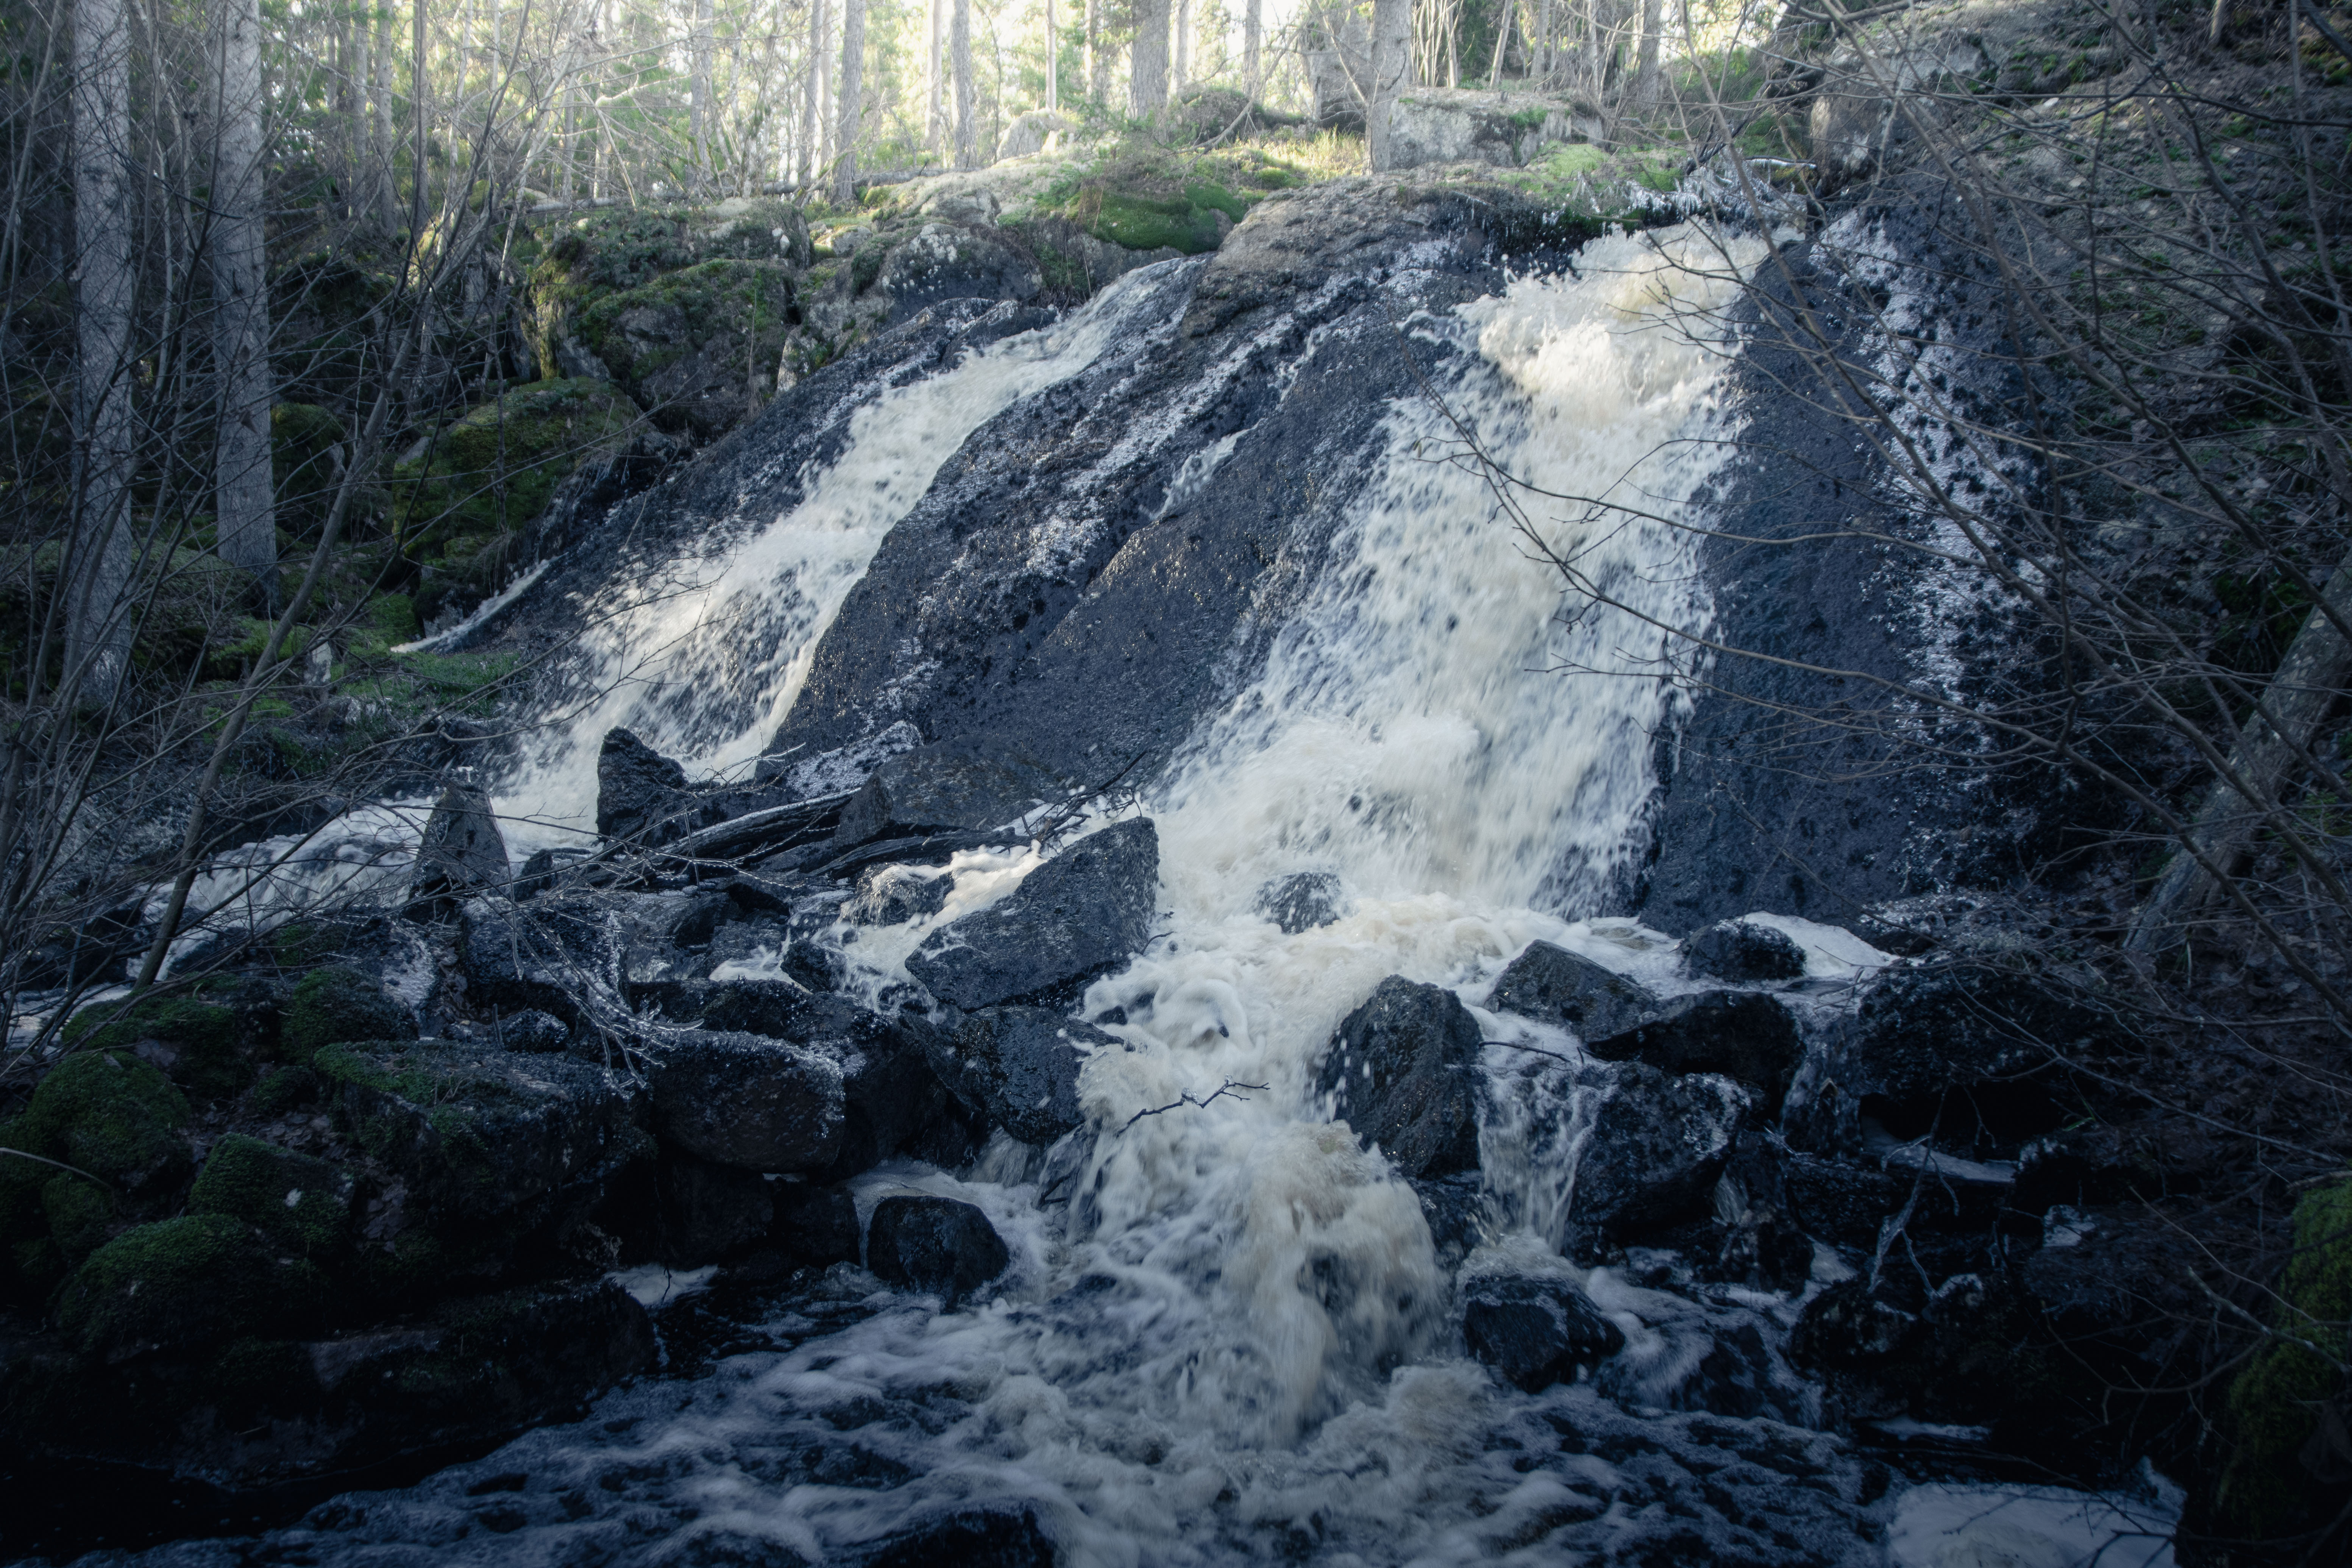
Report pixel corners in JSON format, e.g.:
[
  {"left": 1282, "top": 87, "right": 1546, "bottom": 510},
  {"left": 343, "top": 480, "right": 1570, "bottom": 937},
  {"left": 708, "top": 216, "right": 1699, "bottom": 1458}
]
[
  {"left": 67, "top": 0, "right": 137, "bottom": 704},
  {"left": 1633, "top": 0, "right": 1663, "bottom": 105},
  {"left": 1045, "top": 0, "right": 1057, "bottom": 112},
  {"left": 212, "top": 0, "right": 277, "bottom": 597},
  {"left": 1088, "top": 0, "right": 1108, "bottom": 101},
  {"left": 1245, "top": 0, "right": 1260, "bottom": 92},
  {"left": 833, "top": 0, "right": 863, "bottom": 201},
  {"left": 952, "top": 0, "right": 974, "bottom": 168},
  {"left": 1366, "top": 0, "right": 1411, "bottom": 170},
  {"left": 927, "top": 0, "right": 943, "bottom": 157},
  {"left": 692, "top": 0, "right": 713, "bottom": 181},
  {"left": 1174, "top": 0, "right": 1188, "bottom": 88},
  {"left": 1130, "top": 0, "right": 1168, "bottom": 116},
  {"left": 801, "top": 0, "right": 819, "bottom": 182}
]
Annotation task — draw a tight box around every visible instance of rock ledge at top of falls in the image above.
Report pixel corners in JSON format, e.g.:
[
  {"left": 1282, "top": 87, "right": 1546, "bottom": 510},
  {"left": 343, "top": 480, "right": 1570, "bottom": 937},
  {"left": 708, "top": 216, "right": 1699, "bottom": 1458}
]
[{"left": 906, "top": 818, "right": 1159, "bottom": 1009}]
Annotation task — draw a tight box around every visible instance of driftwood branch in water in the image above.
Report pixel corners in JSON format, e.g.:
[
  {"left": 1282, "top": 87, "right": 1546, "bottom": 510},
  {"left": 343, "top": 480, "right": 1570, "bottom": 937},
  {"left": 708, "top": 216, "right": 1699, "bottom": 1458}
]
[{"left": 1121, "top": 1079, "right": 1270, "bottom": 1133}]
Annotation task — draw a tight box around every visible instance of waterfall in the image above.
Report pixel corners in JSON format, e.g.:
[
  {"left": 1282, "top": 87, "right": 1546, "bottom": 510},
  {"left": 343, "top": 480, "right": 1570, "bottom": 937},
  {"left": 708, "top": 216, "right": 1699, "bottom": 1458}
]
[{"left": 473, "top": 223, "right": 1773, "bottom": 1565}]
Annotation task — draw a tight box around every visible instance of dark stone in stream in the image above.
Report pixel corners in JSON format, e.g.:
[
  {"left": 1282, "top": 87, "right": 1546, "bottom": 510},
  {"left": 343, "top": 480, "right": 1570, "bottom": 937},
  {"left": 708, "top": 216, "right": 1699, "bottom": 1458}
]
[
  {"left": 862, "top": 1505, "right": 1058, "bottom": 1568},
  {"left": 1317, "top": 976, "right": 1483, "bottom": 1179},
  {"left": 907, "top": 818, "right": 1158, "bottom": 1009},
  {"left": 658, "top": 1150, "right": 774, "bottom": 1265},
  {"left": 1682, "top": 919, "right": 1807, "bottom": 982},
  {"left": 406, "top": 783, "right": 509, "bottom": 918},
  {"left": 493, "top": 1007, "right": 570, "bottom": 1053},
  {"left": 1569, "top": 1062, "right": 1749, "bottom": 1238},
  {"left": 866, "top": 1196, "right": 1011, "bottom": 1307},
  {"left": 1487, "top": 941, "right": 1659, "bottom": 1042},
  {"left": 771, "top": 1183, "right": 861, "bottom": 1266},
  {"left": 1255, "top": 871, "right": 1346, "bottom": 933},
  {"left": 1411, "top": 1172, "right": 1487, "bottom": 1273},
  {"left": 596, "top": 727, "right": 713, "bottom": 849},
  {"left": 930, "top": 1006, "right": 1109, "bottom": 1145},
  {"left": 1586, "top": 991, "right": 1804, "bottom": 1119},
  {"left": 848, "top": 861, "right": 952, "bottom": 925},
  {"left": 459, "top": 896, "right": 584, "bottom": 1022},
  {"left": 1461, "top": 1273, "right": 1626, "bottom": 1392},
  {"left": 645, "top": 1029, "right": 847, "bottom": 1172}
]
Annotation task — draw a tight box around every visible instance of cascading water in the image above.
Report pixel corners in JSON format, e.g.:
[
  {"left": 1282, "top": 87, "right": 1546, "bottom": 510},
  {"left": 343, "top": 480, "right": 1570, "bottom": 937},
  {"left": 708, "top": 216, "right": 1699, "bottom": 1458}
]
[{"left": 246, "top": 224, "right": 1819, "bottom": 1568}]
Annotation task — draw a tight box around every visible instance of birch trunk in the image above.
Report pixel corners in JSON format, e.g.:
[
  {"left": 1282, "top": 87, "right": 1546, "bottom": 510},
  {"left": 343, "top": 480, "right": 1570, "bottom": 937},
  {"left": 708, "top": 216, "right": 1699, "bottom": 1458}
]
[
  {"left": 833, "top": 0, "right": 862, "bottom": 202},
  {"left": 213, "top": 0, "right": 276, "bottom": 599},
  {"left": 926, "top": 0, "right": 943, "bottom": 158},
  {"left": 67, "top": 0, "right": 137, "bottom": 704},
  {"left": 1130, "top": 0, "right": 1167, "bottom": 116},
  {"left": 951, "top": 0, "right": 974, "bottom": 168},
  {"left": 1366, "top": 0, "right": 1411, "bottom": 170}
]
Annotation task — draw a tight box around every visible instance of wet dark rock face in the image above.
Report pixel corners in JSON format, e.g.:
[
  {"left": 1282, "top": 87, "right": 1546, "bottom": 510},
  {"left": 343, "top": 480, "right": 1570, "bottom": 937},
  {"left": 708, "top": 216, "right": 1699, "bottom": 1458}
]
[
  {"left": 1486, "top": 939, "right": 1658, "bottom": 1041},
  {"left": 932, "top": 1006, "right": 1108, "bottom": 1146},
  {"left": 906, "top": 818, "right": 1159, "bottom": 1009},
  {"left": 865, "top": 1196, "right": 1010, "bottom": 1307},
  {"left": 1317, "top": 975, "right": 1485, "bottom": 1179},
  {"left": 1461, "top": 1272, "right": 1626, "bottom": 1392}
]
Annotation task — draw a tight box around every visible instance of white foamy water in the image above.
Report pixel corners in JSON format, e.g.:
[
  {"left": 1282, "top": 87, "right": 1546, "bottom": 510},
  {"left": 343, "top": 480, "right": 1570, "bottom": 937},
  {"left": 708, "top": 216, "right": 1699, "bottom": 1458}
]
[{"left": 492, "top": 268, "right": 1190, "bottom": 853}]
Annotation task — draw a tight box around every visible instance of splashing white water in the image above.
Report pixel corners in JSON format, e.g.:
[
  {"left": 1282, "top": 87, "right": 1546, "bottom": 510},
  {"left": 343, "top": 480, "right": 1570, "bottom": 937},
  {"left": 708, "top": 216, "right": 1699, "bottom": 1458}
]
[{"left": 493, "top": 269, "right": 1190, "bottom": 853}]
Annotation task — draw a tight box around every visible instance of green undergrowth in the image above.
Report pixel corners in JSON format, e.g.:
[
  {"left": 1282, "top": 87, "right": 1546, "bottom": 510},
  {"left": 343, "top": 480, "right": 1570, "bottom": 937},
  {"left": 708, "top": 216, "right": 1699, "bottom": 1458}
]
[
  {"left": 2219, "top": 1177, "right": 2352, "bottom": 1538},
  {"left": 1027, "top": 141, "right": 1316, "bottom": 255}
]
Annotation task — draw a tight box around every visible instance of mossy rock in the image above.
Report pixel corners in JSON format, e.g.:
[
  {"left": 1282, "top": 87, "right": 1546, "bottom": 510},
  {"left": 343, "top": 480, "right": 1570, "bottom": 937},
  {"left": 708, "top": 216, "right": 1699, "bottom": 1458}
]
[
  {"left": 315, "top": 1038, "right": 645, "bottom": 1286},
  {"left": 0, "top": 1116, "right": 47, "bottom": 1247},
  {"left": 189, "top": 1133, "right": 356, "bottom": 1258},
  {"left": 569, "top": 260, "right": 797, "bottom": 439},
  {"left": 272, "top": 402, "right": 348, "bottom": 529},
  {"left": 2219, "top": 1177, "right": 2352, "bottom": 1537},
  {"left": 282, "top": 965, "right": 415, "bottom": 1065},
  {"left": 41, "top": 1173, "right": 115, "bottom": 1265},
  {"left": 250, "top": 1064, "right": 325, "bottom": 1118},
  {"left": 11, "top": 1051, "right": 192, "bottom": 1201},
  {"left": 389, "top": 378, "right": 638, "bottom": 562},
  {"left": 55, "top": 1214, "right": 325, "bottom": 1363},
  {"left": 62, "top": 995, "right": 253, "bottom": 1101}
]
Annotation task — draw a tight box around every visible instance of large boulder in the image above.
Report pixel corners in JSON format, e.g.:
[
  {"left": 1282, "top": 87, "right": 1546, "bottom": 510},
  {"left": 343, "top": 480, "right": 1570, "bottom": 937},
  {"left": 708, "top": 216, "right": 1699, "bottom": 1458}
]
[
  {"left": 1384, "top": 89, "right": 1600, "bottom": 171},
  {"left": 1681, "top": 919, "right": 1806, "bottom": 983},
  {"left": 644, "top": 1029, "right": 847, "bottom": 1172},
  {"left": 54, "top": 1214, "right": 325, "bottom": 1362},
  {"left": 314, "top": 1037, "right": 645, "bottom": 1281},
  {"left": 1585, "top": 992, "right": 1804, "bottom": 1118},
  {"left": 870, "top": 223, "right": 1046, "bottom": 321},
  {"left": 1316, "top": 976, "right": 1483, "bottom": 1179},
  {"left": 187, "top": 1133, "right": 357, "bottom": 1259},
  {"left": 1569, "top": 1063, "right": 1749, "bottom": 1237},
  {"left": 932, "top": 1006, "right": 1108, "bottom": 1145},
  {"left": 596, "top": 727, "right": 711, "bottom": 849},
  {"left": 866, "top": 1195, "right": 1010, "bottom": 1307},
  {"left": 1797, "top": 964, "right": 2118, "bottom": 1157},
  {"left": 1461, "top": 1272, "right": 1626, "bottom": 1392},
  {"left": 657, "top": 1150, "right": 775, "bottom": 1265},
  {"left": 283, "top": 964, "right": 416, "bottom": 1062},
  {"left": 907, "top": 819, "right": 1158, "bottom": 1009},
  {"left": 1486, "top": 941, "right": 1659, "bottom": 1044},
  {"left": 407, "top": 783, "right": 509, "bottom": 916}
]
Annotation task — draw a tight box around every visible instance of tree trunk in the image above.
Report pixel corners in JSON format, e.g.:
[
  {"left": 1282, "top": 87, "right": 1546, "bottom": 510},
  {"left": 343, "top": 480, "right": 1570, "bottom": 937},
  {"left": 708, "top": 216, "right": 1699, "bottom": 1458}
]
[
  {"left": 212, "top": 0, "right": 276, "bottom": 600},
  {"left": 374, "top": 0, "right": 396, "bottom": 226},
  {"left": 1088, "top": 0, "right": 1108, "bottom": 101},
  {"left": 1045, "top": 0, "right": 1057, "bottom": 113},
  {"left": 692, "top": 0, "right": 712, "bottom": 186},
  {"left": 2129, "top": 567, "right": 2352, "bottom": 951},
  {"left": 1366, "top": 0, "right": 1411, "bottom": 170},
  {"left": 833, "top": 0, "right": 862, "bottom": 202},
  {"left": 1244, "top": 0, "right": 1260, "bottom": 94},
  {"left": 801, "top": 0, "right": 819, "bottom": 183},
  {"left": 1174, "top": 0, "right": 1188, "bottom": 90},
  {"left": 67, "top": 0, "right": 138, "bottom": 704},
  {"left": 1130, "top": 0, "right": 1167, "bottom": 116},
  {"left": 1633, "top": 0, "right": 1662, "bottom": 107},
  {"left": 815, "top": 0, "right": 832, "bottom": 169},
  {"left": 952, "top": 0, "right": 974, "bottom": 167},
  {"left": 927, "top": 0, "right": 943, "bottom": 157}
]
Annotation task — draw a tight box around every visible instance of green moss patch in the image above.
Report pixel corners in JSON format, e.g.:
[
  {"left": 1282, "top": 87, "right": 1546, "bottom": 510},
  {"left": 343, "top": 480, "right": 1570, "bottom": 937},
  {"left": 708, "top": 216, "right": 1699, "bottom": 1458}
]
[
  {"left": 1033, "top": 142, "right": 1304, "bottom": 256},
  {"left": 55, "top": 1213, "right": 323, "bottom": 1363},
  {"left": 390, "top": 378, "right": 637, "bottom": 560},
  {"left": 189, "top": 1133, "right": 356, "bottom": 1258},
  {"left": 64, "top": 995, "right": 252, "bottom": 1100},
  {"left": 283, "top": 966, "right": 415, "bottom": 1064},
  {"left": 569, "top": 258, "right": 798, "bottom": 432},
  {"left": 11, "top": 1050, "right": 191, "bottom": 1199},
  {"left": 2220, "top": 1177, "right": 2352, "bottom": 1537}
]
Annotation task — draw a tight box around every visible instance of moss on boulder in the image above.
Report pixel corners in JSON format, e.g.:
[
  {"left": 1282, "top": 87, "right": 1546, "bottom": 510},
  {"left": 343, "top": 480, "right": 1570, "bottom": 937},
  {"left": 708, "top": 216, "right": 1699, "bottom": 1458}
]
[
  {"left": 63, "top": 993, "right": 252, "bottom": 1101},
  {"left": 315, "top": 1038, "right": 646, "bottom": 1289},
  {"left": 569, "top": 259, "right": 797, "bottom": 440},
  {"left": 283, "top": 965, "right": 415, "bottom": 1065},
  {"left": 55, "top": 1214, "right": 324, "bottom": 1363},
  {"left": 40, "top": 1173, "right": 115, "bottom": 1265},
  {"left": 389, "top": 378, "right": 638, "bottom": 575},
  {"left": 10, "top": 1050, "right": 192, "bottom": 1199},
  {"left": 2220, "top": 1177, "right": 2352, "bottom": 1537},
  {"left": 189, "top": 1133, "right": 357, "bottom": 1258}
]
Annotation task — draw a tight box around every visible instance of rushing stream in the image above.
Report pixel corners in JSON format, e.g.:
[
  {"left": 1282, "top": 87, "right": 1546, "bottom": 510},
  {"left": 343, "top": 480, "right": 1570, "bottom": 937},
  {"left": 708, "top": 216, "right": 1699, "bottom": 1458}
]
[{"left": 108, "top": 224, "right": 2187, "bottom": 1568}]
